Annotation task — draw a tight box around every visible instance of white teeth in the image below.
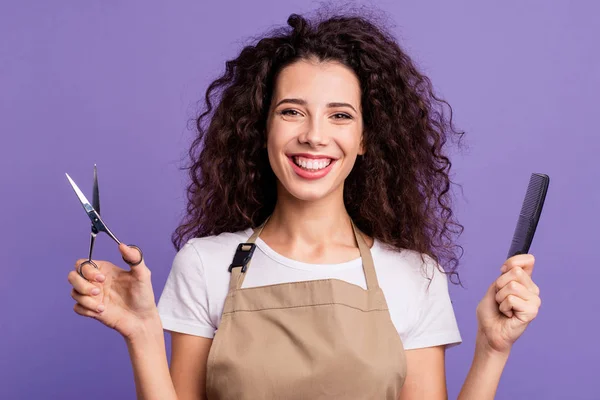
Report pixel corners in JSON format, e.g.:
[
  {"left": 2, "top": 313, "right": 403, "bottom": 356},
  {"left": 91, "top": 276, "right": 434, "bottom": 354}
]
[{"left": 293, "top": 156, "right": 332, "bottom": 170}]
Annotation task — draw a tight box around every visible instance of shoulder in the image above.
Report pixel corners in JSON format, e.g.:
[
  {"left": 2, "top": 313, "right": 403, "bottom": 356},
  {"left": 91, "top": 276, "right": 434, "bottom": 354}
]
[
  {"left": 374, "top": 241, "right": 461, "bottom": 349},
  {"left": 373, "top": 241, "right": 452, "bottom": 311},
  {"left": 173, "top": 229, "right": 253, "bottom": 274},
  {"left": 185, "top": 229, "right": 252, "bottom": 254},
  {"left": 374, "top": 241, "right": 445, "bottom": 285}
]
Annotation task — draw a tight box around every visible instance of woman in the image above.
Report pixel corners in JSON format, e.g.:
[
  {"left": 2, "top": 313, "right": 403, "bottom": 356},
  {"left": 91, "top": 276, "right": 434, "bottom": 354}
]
[{"left": 68, "top": 11, "right": 541, "bottom": 400}]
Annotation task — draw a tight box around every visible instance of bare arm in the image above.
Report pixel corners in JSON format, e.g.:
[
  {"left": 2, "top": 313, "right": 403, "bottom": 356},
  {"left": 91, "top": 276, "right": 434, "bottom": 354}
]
[
  {"left": 169, "top": 331, "right": 213, "bottom": 400},
  {"left": 398, "top": 338, "right": 509, "bottom": 400},
  {"left": 125, "top": 316, "right": 178, "bottom": 400},
  {"left": 457, "top": 332, "right": 509, "bottom": 400},
  {"left": 124, "top": 315, "right": 214, "bottom": 400},
  {"left": 398, "top": 346, "right": 447, "bottom": 400}
]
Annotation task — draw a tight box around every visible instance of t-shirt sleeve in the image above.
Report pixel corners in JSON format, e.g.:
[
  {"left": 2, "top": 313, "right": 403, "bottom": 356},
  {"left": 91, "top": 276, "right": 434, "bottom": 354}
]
[
  {"left": 156, "top": 240, "right": 216, "bottom": 338},
  {"left": 402, "top": 257, "right": 462, "bottom": 350}
]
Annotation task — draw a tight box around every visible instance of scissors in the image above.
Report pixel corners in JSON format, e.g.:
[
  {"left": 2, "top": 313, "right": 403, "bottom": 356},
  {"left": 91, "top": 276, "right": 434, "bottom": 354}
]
[{"left": 66, "top": 165, "right": 143, "bottom": 281}]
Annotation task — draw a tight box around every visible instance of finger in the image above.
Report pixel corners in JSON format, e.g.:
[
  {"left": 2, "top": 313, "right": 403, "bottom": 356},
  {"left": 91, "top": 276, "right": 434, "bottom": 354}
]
[
  {"left": 73, "top": 260, "right": 106, "bottom": 283},
  {"left": 71, "top": 288, "right": 105, "bottom": 313},
  {"left": 495, "top": 280, "right": 535, "bottom": 305},
  {"left": 118, "top": 243, "right": 149, "bottom": 276},
  {"left": 496, "top": 266, "right": 540, "bottom": 295},
  {"left": 499, "top": 294, "right": 540, "bottom": 323},
  {"left": 67, "top": 270, "right": 103, "bottom": 296},
  {"left": 73, "top": 302, "right": 103, "bottom": 319},
  {"left": 119, "top": 243, "right": 143, "bottom": 265},
  {"left": 501, "top": 254, "right": 535, "bottom": 276}
]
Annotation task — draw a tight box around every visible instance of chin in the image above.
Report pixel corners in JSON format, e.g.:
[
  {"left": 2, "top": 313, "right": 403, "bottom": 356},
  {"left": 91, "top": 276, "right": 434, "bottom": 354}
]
[
  {"left": 284, "top": 184, "right": 335, "bottom": 202},
  {"left": 277, "top": 171, "right": 346, "bottom": 203}
]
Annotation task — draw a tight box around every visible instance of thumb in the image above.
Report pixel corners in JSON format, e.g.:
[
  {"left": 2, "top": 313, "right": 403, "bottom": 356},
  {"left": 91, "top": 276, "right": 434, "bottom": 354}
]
[
  {"left": 478, "top": 282, "right": 501, "bottom": 319},
  {"left": 484, "top": 281, "right": 497, "bottom": 301},
  {"left": 481, "top": 281, "right": 500, "bottom": 310},
  {"left": 118, "top": 243, "right": 148, "bottom": 273}
]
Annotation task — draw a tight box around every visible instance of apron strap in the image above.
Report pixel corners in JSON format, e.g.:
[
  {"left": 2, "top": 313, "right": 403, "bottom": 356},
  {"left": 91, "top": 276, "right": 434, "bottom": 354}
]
[
  {"left": 228, "top": 216, "right": 269, "bottom": 292},
  {"left": 229, "top": 217, "right": 380, "bottom": 292},
  {"left": 350, "top": 220, "right": 380, "bottom": 291}
]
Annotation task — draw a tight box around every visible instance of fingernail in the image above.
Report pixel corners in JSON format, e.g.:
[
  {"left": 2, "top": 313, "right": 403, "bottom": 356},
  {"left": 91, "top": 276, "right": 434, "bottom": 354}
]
[
  {"left": 91, "top": 288, "right": 100, "bottom": 296},
  {"left": 96, "top": 274, "right": 105, "bottom": 282},
  {"left": 97, "top": 304, "right": 105, "bottom": 312}
]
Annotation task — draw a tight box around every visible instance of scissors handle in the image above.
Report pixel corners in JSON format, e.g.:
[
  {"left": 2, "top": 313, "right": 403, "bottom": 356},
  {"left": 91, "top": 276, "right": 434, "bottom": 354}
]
[
  {"left": 77, "top": 259, "right": 99, "bottom": 281},
  {"left": 122, "top": 244, "right": 143, "bottom": 267},
  {"left": 77, "top": 245, "right": 142, "bottom": 281}
]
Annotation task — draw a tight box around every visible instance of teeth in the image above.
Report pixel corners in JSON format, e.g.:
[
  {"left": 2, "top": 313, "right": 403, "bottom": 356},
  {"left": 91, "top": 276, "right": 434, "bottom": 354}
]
[{"left": 293, "top": 156, "right": 332, "bottom": 170}]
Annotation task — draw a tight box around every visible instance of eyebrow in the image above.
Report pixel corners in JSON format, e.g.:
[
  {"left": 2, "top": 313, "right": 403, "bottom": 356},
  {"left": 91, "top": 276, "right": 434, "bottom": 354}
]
[{"left": 274, "top": 98, "right": 358, "bottom": 113}]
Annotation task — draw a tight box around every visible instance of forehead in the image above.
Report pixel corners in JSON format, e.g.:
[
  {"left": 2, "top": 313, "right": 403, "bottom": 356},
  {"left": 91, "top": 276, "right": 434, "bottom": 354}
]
[{"left": 273, "top": 59, "right": 361, "bottom": 105}]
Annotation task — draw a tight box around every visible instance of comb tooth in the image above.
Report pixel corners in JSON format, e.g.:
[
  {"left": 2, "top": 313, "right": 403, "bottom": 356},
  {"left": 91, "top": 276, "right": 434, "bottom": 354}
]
[
  {"left": 519, "top": 174, "right": 546, "bottom": 217},
  {"left": 508, "top": 173, "right": 549, "bottom": 257},
  {"left": 509, "top": 214, "right": 532, "bottom": 254}
]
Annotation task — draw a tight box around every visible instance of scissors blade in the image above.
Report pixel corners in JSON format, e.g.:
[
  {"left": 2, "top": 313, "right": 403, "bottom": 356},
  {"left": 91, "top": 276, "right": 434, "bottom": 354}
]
[
  {"left": 93, "top": 164, "right": 100, "bottom": 215},
  {"left": 66, "top": 171, "right": 122, "bottom": 245},
  {"left": 65, "top": 173, "right": 95, "bottom": 215}
]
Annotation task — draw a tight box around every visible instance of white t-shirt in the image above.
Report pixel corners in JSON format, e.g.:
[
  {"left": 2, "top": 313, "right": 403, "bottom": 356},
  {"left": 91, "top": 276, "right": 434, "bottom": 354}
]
[{"left": 157, "top": 229, "right": 462, "bottom": 350}]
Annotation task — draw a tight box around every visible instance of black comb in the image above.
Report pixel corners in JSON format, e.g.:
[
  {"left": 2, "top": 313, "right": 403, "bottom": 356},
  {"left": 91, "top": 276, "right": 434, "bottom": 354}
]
[{"left": 507, "top": 173, "right": 550, "bottom": 258}]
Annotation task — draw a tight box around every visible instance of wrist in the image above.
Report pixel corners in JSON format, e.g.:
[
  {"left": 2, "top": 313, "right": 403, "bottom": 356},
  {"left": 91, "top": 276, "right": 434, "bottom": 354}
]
[
  {"left": 475, "top": 329, "right": 511, "bottom": 362},
  {"left": 458, "top": 331, "right": 511, "bottom": 400},
  {"left": 125, "top": 314, "right": 164, "bottom": 345}
]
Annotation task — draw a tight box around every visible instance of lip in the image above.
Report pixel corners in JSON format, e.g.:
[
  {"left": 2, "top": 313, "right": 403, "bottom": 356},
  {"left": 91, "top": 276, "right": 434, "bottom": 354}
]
[
  {"left": 287, "top": 156, "right": 337, "bottom": 180},
  {"left": 286, "top": 153, "right": 339, "bottom": 160}
]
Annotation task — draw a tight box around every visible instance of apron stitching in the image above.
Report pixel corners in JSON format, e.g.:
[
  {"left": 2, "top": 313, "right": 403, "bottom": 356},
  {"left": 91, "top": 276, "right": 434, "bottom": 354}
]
[
  {"left": 223, "top": 302, "right": 389, "bottom": 315},
  {"left": 231, "top": 278, "right": 381, "bottom": 293}
]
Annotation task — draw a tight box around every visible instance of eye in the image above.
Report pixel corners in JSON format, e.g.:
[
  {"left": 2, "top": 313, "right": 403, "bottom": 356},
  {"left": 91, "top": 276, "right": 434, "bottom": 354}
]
[
  {"left": 332, "top": 113, "right": 352, "bottom": 120},
  {"left": 279, "top": 109, "right": 301, "bottom": 116}
]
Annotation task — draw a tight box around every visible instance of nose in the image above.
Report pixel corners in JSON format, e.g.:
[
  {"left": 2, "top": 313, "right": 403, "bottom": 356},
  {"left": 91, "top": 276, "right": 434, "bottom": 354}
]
[{"left": 299, "top": 117, "right": 328, "bottom": 147}]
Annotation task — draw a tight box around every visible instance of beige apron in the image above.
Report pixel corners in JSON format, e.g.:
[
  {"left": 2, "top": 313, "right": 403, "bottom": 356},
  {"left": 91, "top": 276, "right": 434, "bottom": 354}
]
[{"left": 205, "top": 219, "right": 407, "bottom": 399}]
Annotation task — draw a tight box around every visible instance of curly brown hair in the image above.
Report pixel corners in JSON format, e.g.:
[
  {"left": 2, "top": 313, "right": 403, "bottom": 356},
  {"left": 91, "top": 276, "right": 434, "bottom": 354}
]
[{"left": 172, "top": 8, "right": 466, "bottom": 284}]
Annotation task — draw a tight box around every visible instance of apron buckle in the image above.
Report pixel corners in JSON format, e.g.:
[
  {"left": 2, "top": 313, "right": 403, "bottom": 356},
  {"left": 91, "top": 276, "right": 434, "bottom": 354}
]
[{"left": 228, "top": 243, "right": 257, "bottom": 273}]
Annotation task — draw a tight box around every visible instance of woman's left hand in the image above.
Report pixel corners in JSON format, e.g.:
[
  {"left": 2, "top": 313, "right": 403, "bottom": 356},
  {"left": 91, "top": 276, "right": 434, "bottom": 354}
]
[{"left": 476, "top": 254, "right": 541, "bottom": 355}]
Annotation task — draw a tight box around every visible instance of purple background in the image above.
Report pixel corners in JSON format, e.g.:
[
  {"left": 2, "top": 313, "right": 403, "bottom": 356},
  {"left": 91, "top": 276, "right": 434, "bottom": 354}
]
[{"left": 1, "top": 1, "right": 598, "bottom": 399}]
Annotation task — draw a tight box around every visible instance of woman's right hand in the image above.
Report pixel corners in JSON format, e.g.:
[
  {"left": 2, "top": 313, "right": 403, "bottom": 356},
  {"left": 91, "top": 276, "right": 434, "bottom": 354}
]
[{"left": 68, "top": 243, "right": 160, "bottom": 340}]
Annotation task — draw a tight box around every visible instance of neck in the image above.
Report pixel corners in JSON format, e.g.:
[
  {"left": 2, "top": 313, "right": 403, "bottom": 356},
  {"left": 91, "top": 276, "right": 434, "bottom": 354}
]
[{"left": 264, "top": 183, "right": 355, "bottom": 248}]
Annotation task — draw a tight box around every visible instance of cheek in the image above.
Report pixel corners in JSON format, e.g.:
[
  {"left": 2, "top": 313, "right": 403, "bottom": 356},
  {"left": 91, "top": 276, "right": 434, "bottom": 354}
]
[
  {"left": 266, "top": 134, "right": 285, "bottom": 155},
  {"left": 266, "top": 121, "right": 298, "bottom": 155},
  {"left": 266, "top": 119, "right": 285, "bottom": 145},
  {"left": 266, "top": 135, "right": 288, "bottom": 173},
  {"left": 337, "top": 130, "right": 363, "bottom": 155}
]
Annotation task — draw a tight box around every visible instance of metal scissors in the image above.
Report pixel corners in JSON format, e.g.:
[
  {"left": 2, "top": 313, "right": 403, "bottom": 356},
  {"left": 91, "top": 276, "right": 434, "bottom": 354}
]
[{"left": 66, "top": 165, "right": 143, "bottom": 281}]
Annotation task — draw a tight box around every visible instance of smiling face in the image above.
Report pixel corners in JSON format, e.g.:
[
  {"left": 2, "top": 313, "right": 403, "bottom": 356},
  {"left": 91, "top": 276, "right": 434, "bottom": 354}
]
[{"left": 265, "top": 58, "right": 364, "bottom": 202}]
